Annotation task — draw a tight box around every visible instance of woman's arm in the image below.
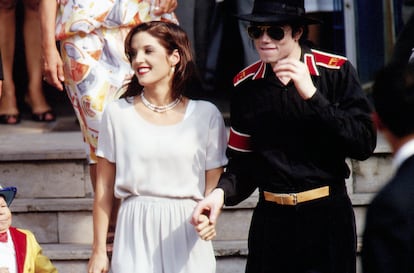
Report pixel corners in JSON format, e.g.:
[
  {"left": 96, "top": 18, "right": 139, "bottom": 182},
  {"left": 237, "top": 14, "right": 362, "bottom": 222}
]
[
  {"left": 204, "top": 167, "right": 224, "bottom": 196},
  {"left": 193, "top": 167, "right": 224, "bottom": 241},
  {"left": 88, "top": 157, "right": 116, "bottom": 273},
  {"left": 39, "top": 0, "right": 65, "bottom": 91}
]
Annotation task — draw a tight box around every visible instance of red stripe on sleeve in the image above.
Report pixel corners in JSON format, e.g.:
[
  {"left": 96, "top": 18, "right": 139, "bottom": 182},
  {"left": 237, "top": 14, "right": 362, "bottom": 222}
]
[{"left": 228, "top": 127, "right": 252, "bottom": 152}]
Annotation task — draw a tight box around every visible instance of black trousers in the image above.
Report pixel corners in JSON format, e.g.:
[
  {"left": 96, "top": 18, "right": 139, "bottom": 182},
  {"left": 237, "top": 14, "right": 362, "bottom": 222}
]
[{"left": 246, "top": 192, "right": 356, "bottom": 273}]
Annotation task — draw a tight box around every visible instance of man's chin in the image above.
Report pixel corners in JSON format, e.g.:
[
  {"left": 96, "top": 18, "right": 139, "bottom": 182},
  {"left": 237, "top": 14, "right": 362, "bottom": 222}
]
[{"left": 260, "top": 56, "right": 281, "bottom": 65}]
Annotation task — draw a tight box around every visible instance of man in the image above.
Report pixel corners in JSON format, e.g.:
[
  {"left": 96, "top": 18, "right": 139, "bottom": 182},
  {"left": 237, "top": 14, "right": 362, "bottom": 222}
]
[
  {"left": 0, "top": 185, "right": 58, "bottom": 273},
  {"left": 192, "top": 0, "right": 377, "bottom": 272},
  {"left": 361, "top": 63, "right": 414, "bottom": 273}
]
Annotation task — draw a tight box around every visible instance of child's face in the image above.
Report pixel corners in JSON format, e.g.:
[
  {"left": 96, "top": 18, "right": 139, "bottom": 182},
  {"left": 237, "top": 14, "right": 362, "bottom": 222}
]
[{"left": 0, "top": 198, "right": 11, "bottom": 232}]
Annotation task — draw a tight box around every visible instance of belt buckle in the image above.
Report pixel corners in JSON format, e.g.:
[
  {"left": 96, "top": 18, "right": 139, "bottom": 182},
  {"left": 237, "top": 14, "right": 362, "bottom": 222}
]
[{"left": 289, "top": 193, "right": 298, "bottom": 205}]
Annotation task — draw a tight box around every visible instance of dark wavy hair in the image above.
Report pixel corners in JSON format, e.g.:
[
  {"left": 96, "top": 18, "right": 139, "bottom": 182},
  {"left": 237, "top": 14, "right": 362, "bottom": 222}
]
[
  {"left": 373, "top": 62, "right": 414, "bottom": 137},
  {"left": 122, "top": 21, "right": 197, "bottom": 99}
]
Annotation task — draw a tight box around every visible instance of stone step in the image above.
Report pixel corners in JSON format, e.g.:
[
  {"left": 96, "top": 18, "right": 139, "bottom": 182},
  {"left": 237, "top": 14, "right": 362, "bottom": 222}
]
[
  {"left": 41, "top": 241, "right": 247, "bottom": 273},
  {"left": 41, "top": 239, "right": 366, "bottom": 273}
]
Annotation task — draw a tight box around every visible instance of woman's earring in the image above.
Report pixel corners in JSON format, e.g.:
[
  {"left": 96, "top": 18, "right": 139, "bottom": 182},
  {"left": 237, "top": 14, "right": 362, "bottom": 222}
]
[{"left": 169, "top": 65, "right": 175, "bottom": 76}]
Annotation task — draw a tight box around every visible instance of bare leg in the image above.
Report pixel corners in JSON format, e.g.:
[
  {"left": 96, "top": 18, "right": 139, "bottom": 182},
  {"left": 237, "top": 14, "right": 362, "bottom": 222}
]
[
  {"left": 23, "top": 0, "right": 54, "bottom": 120},
  {"left": 0, "top": 1, "right": 19, "bottom": 121}
]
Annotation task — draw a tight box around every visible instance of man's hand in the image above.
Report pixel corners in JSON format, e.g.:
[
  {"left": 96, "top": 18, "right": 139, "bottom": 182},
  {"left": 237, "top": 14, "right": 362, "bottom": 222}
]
[
  {"left": 191, "top": 188, "right": 225, "bottom": 227},
  {"left": 273, "top": 58, "right": 317, "bottom": 100}
]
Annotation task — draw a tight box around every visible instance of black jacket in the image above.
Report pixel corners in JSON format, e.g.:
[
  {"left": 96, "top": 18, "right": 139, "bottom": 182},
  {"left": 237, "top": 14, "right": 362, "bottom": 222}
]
[
  {"left": 218, "top": 46, "right": 377, "bottom": 205},
  {"left": 362, "top": 155, "right": 414, "bottom": 273}
]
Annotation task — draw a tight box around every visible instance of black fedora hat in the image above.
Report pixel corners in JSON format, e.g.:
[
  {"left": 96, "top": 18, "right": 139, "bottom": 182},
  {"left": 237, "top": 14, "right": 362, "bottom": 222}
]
[
  {"left": 236, "top": 0, "right": 321, "bottom": 25},
  {"left": 0, "top": 185, "right": 17, "bottom": 207}
]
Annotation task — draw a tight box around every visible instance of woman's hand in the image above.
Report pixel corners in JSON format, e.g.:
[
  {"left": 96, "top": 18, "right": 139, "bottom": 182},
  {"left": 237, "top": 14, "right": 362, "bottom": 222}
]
[
  {"left": 87, "top": 250, "right": 110, "bottom": 273},
  {"left": 42, "top": 46, "right": 65, "bottom": 91},
  {"left": 194, "top": 214, "right": 217, "bottom": 241},
  {"left": 152, "top": 0, "right": 178, "bottom": 15}
]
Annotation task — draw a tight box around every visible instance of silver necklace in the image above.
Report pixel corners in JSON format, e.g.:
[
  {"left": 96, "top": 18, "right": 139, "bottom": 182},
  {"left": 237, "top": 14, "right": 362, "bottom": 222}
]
[{"left": 140, "top": 92, "right": 182, "bottom": 113}]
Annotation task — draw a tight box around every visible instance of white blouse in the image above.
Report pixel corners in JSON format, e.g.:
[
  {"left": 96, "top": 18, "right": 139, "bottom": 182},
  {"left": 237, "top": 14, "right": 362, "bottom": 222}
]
[{"left": 97, "top": 98, "right": 228, "bottom": 201}]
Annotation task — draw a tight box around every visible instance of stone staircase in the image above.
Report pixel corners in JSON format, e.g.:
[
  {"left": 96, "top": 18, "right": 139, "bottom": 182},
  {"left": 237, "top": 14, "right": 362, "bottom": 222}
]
[{"left": 0, "top": 111, "right": 393, "bottom": 273}]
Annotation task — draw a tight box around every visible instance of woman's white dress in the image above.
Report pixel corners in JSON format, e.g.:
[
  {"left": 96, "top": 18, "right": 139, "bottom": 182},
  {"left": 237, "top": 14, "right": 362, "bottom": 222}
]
[{"left": 97, "top": 98, "right": 228, "bottom": 273}]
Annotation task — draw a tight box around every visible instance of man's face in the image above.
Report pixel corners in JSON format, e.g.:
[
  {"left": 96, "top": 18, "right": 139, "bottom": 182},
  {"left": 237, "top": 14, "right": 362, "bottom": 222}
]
[
  {"left": 0, "top": 197, "right": 11, "bottom": 232},
  {"left": 250, "top": 24, "right": 301, "bottom": 65}
]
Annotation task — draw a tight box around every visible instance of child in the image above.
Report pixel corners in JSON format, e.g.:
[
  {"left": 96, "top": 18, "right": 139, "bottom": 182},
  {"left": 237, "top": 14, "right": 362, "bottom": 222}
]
[{"left": 0, "top": 185, "right": 58, "bottom": 273}]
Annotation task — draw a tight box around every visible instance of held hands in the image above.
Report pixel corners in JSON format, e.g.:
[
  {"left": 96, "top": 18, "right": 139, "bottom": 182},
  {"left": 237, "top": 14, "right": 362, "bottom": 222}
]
[
  {"left": 272, "top": 58, "right": 317, "bottom": 100},
  {"left": 191, "top": 188, "right": 225, "bottom": 240},
  {"left": 195, "top": 214, "right": 216, "bottom": 241}
]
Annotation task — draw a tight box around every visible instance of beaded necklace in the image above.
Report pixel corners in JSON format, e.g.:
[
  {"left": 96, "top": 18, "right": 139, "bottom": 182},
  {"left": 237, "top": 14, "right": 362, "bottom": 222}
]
[{"left": 140, "top": 92, "right": 182, "bottom": 113}]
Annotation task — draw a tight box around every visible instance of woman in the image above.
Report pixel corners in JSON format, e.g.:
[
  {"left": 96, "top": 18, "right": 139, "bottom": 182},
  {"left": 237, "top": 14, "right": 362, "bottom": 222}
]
[
  {"left": 0, "top": 0, "right": 55, "bottom": 124},
  {"left": 88, "top": 21, "right": 228, "bottom": 273}
]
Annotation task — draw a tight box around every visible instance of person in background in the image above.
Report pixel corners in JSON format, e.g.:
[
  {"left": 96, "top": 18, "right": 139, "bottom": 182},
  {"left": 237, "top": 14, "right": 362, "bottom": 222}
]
[
  {"left": 232, "top": 0, "right": 259, "bottom": 67},
  {"left": 87, "top": 21, "right": 228, "bottom": 273},
  {"left": 304, "top": 0, "right": 338, "bottom": 51},
  {"left": 0, "top": 0, "right": 55, "bottom": 125},
  {"left": 390, "top": 12, "right": 414, "bottom": 65},
  {"left": 191, "top": 0, "right": 377, "bottom": 272},
  {"left": 38, "top": 0, "right": 178, "bottom": 257},
  {"left": 0, "top": 185, "right": 58, "bottom": 273},
  {"left": 402, "top": 0, "right": 414, "bottom": 24},
  {"left": 361, "top": 63, "right": 414, "bottom": 273},
  {"left": 174, "top": 0, "right": 216, "bottom": 85}
]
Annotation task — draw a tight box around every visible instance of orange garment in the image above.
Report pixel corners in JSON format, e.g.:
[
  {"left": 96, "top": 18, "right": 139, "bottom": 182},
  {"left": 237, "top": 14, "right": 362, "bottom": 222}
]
[{"left": 55, "top": 0, "right": 178, "bottom": 162}]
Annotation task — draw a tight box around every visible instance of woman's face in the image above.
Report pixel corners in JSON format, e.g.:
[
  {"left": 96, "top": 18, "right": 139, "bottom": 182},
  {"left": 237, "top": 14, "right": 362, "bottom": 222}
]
[
  {"left": 129, "top": 31, "right": 179, "bottom": 88},
  {"left": 252, "top": 25, "right": 302, "bottom": 65}
]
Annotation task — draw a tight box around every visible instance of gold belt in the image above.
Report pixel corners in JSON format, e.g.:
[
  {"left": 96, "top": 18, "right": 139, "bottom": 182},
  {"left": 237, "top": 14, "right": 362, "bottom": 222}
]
[{"left": 263, "top": 186, "right": 329, "bottom": 205}]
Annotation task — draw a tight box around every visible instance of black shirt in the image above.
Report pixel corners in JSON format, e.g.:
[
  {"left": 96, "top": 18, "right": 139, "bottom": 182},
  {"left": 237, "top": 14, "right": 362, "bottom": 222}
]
[{"left": 218, "top": 46, "right": 377, "bottom": 205}]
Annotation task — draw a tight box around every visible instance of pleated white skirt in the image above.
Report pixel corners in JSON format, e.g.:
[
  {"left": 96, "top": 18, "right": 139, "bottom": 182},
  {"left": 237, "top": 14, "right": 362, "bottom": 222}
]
[{"left": 111, "top": 196, "right": 216, "bottom": 273}]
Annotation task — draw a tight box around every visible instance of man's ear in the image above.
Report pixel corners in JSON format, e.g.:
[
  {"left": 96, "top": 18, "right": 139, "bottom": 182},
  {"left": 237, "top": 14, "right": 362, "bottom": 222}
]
[
  {"left": 371, "top": 112, "right": 385, "bottom": 131},
  {"left": 293, "top": 26, "right": 303, "bottom": 41}
]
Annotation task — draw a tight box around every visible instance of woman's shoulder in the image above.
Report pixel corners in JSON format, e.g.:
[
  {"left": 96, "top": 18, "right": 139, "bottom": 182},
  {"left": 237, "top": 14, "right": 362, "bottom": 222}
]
[
  {"left": 188, "top": 99, "right": 225, "bottom": 124},
  {"left": 191, "top": 99, "right": 221, "bottom": 113},
  {"left": 106, "top": 97, "right": 133, "bottom": 112}
]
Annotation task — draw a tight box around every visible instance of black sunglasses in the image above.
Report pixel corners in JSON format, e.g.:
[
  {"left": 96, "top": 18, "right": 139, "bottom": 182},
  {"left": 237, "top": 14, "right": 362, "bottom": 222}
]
[{"left": 247, "top": 25, "right": 285, "bottom": 40}]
